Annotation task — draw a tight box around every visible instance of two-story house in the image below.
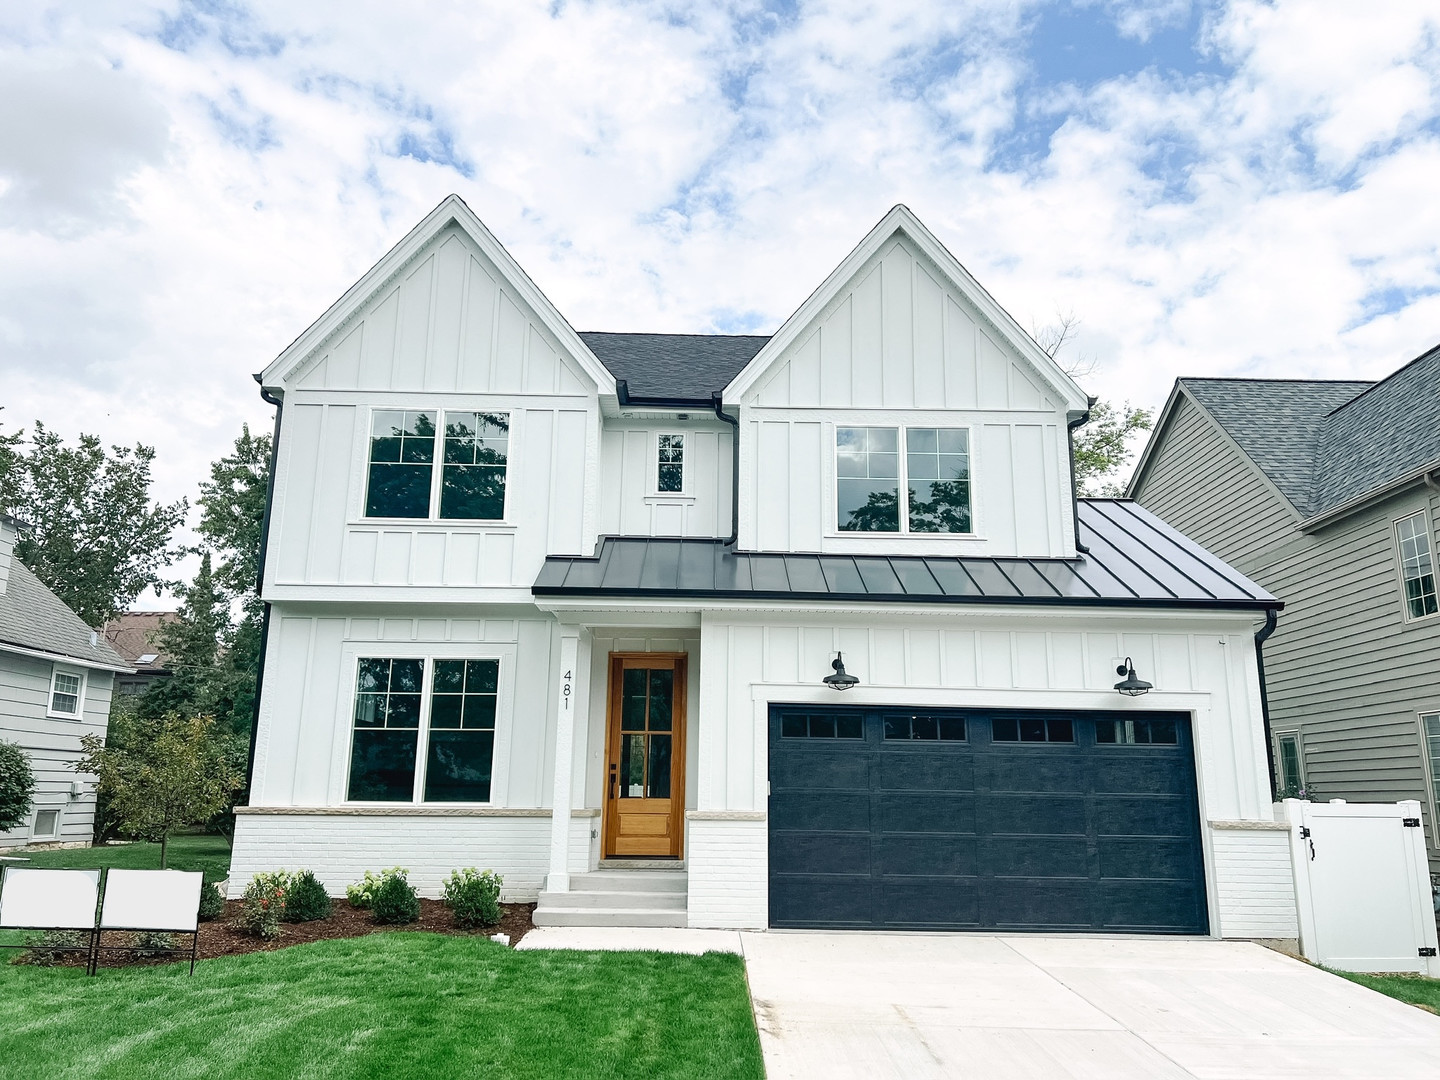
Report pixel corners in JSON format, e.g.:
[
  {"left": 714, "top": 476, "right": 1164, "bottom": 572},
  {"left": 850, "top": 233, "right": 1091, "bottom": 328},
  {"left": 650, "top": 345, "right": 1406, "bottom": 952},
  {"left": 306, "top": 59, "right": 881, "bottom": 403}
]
[
  {"left": 1128, "top": 348, "right": 1440, "bottom": 868},
  {"left": 0, "top": 515, "right": 128, "bottom": 849},
  {"left": 232, "top": 197, "right": 1294, "bottom": 939}
]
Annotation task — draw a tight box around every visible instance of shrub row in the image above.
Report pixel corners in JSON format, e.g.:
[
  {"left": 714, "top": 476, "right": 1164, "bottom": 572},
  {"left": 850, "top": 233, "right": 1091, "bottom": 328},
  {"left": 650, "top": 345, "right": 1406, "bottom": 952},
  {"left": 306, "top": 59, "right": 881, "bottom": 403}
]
[{"left": 235, "top": 866, "right": 503, "bottom": 937}]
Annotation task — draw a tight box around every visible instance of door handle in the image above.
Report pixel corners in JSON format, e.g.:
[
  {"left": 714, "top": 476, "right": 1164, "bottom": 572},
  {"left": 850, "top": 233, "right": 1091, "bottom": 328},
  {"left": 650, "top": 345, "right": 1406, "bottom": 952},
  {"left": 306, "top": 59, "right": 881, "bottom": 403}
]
[{"left": 608, "top": 766, "right": 616, "bottom": 800}]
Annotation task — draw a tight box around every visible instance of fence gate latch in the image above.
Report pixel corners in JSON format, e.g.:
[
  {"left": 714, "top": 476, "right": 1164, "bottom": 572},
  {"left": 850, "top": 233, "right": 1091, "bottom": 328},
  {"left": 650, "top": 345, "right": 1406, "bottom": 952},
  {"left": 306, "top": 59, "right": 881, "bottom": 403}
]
[
  {"left": 1299, "top": 825, "right": 1315, "bottom": 860},
  {"left": 1403, "top": 818, "right": 1422, "bottom": 827},
  {"left": 1420, "top": 947, "right": 1437, "bottom": 957}
]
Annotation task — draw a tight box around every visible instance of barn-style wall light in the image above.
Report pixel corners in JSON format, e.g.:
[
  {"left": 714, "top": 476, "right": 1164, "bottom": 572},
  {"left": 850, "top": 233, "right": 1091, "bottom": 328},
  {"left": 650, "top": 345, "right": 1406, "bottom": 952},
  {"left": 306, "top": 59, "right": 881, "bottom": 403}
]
[
  {"left": 823, "top": 652, "right": 859, "bottom": 691},
  {"left": 1114, "top": 657, "right": 1153, "bottom": 697}
]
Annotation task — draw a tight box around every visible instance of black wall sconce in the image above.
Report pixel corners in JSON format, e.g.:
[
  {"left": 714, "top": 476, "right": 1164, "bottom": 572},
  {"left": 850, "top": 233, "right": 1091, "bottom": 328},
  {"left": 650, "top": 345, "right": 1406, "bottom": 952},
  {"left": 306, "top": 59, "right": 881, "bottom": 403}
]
[
  {"left": 823, "top": 652, "right": 859, "bottom": 691},
  {"left": 1114, "top": 657, "right": 1153, "bottom": 697}
]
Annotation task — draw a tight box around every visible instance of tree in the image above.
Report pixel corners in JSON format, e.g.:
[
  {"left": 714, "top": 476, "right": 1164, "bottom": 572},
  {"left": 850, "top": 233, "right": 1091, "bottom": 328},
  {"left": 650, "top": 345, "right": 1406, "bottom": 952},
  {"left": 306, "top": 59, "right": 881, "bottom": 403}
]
[
  {"left": 0, "top": 421, "right": 187, "bottom": 626},
  {"left": 141, "top": 552, "right": 229, "bottom": 722},
  {"left": 74, "top": 713, "right": 242, "bottom": 868},
  {"left": 196, "top": 424, "right": 271, "bottom": 613},
  {"left": 0, "top": 739, "right": 35, "bottom": 834}
]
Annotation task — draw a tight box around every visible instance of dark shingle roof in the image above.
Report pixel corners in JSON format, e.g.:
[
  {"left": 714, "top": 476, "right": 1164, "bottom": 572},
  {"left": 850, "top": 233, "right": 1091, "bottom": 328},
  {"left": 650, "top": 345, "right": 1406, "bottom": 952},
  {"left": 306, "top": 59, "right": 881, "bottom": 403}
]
[
  {"left": 0, "top": 561, "right": 129, "bottom": 668},
  {"left": 579, "top": 332, "right": 770, "bottom": 402},
  {"left": 534, "top": 500, "right": 1278, "bottom": 610},
  {"left": 1181, "top": 378, "right": 1372, "bottom": 514}
]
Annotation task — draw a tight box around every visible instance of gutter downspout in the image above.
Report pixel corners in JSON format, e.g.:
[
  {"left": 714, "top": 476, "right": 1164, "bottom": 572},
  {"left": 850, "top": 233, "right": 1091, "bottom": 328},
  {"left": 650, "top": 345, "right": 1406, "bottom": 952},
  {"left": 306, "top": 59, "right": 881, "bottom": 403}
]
[
  {"left": 712, "top": 392, "right": 740, "bottom": 547},
  {"left": 1255, "top": 607, "right": 1280, "bottom": 802},
  {"left": 1067, "top": 398, "right": 1096, "bottom": 554},
  {"left": 244, "top": 379, "right": 284, "bottom": 803}
]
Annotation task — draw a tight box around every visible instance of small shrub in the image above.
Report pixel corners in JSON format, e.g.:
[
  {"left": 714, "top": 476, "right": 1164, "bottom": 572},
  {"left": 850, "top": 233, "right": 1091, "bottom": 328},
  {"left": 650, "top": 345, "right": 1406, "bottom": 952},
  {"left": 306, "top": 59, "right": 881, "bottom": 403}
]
[
  {"left": 282, "top": 870, "right": 333, "bottom": 922},
  {"left": 370, "top": 871, "right": 420, "bottom": 925},
  {"left": 197, "top": 881, "right": 225, "bottom": 921},
  {"left": 22, "top": 929, "right": 86, "bottom": 967},
  {"left": 443, "top": 868, "right": 503, "bottom": 929},
  {"left": 240, "top": 871, "right": 289, "bottom": 939},
  {"left": 347, "top": 866, "right": 407, "bottom": 910},
  {"left": 131, "top": 931, "right": 174, "bottom": 958},
  {"left": 0, "top": 739, "right": 35, "bottom": 834}
]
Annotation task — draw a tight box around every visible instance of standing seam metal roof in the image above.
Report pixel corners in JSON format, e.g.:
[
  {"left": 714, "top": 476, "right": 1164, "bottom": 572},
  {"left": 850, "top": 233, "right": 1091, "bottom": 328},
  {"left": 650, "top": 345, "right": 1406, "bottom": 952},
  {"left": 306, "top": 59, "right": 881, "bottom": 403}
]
[{"left": 533, "top": 500, "right": 1278, "bottom": 610}]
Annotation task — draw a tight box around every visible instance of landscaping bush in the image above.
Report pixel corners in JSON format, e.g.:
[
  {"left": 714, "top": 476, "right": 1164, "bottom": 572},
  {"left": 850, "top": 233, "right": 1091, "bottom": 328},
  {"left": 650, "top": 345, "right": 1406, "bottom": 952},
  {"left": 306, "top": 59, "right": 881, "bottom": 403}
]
[
  {"left": 21, "top": 929, "right": 85, "bottom": 966},
  {"left": 240, "top": 871, "right": 289, "bottom": 939},
  {"left": 442, "top": 868, "right": 503, "bottom": 929},
  {"left": 197, "top": 881, "right": 225, "bottom": 921},
  {"left": 282, "top": 870, "right": 333, "bottom": 922},
  {"left": 370, "top": 870, "right": 420, "bottom": 925},
  {"left": 131, "top": 931, "right": 174, "bottom": 958},
  {"left": 0, "top": 739, "right": 35, "bottom": 834},
  {"left": 346, "top": 867, "right": 407, "bottom": 910}
]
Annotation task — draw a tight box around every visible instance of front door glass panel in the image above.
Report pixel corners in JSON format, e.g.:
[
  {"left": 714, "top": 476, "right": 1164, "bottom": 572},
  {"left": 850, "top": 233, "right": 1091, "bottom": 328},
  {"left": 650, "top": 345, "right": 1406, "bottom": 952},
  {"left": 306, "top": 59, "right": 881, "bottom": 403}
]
[{"left": 618, "top": 667, "right": 674, "bottom": 798}]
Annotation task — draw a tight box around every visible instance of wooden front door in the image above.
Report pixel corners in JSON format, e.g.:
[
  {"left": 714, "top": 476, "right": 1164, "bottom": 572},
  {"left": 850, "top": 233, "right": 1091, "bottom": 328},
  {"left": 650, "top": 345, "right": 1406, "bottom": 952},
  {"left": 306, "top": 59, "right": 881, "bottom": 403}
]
[{"left": 604, "top": 654, "right": 687, "bottom": 858}]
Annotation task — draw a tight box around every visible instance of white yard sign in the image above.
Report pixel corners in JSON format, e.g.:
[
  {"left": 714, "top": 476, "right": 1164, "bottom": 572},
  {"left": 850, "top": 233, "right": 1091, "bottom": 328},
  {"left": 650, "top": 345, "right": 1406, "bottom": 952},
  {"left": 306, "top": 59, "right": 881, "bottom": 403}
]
[{"left": 0, "top": 868, "right": 100, "bottom": 929}]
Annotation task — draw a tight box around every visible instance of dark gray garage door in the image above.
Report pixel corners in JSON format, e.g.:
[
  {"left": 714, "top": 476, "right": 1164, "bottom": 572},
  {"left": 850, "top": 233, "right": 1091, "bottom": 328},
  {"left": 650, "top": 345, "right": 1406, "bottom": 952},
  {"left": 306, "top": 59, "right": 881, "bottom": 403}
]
[{"left": 768, "top": 706, "right": 1207, "bottom": 933}]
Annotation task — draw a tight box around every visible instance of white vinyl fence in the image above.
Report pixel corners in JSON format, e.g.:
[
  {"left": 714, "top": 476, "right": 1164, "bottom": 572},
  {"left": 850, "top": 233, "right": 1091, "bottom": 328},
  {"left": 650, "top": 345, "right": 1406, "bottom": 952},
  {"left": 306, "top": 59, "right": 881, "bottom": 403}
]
[{"left": 1285, "top": 799, "right": 1440, "bottom": 976}]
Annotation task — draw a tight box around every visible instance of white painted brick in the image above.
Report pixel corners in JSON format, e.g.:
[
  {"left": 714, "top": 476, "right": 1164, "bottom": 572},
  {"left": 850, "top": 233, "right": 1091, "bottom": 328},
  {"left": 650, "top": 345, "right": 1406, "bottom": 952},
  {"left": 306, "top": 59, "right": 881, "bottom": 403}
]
[
  {"left": 687, "top": 819, "right": 766, "bottom": 929},
  {"left": 1210, "top": 829, "right": 1298, "bottom": 938}
]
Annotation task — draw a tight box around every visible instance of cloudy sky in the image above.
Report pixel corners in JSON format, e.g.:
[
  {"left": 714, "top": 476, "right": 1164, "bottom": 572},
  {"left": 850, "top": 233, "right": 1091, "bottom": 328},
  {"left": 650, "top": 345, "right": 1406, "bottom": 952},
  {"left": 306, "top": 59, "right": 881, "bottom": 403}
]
[{"left": 2, "top": 0, "right": 1438, "bottom": 602}]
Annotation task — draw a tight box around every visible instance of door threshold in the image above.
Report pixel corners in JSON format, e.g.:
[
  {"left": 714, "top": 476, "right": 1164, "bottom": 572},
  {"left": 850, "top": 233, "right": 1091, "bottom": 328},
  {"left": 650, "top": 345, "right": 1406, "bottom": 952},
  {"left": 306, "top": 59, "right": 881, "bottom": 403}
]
[{"left": 598, "top": 857, "right": 686, "bottom": 870}]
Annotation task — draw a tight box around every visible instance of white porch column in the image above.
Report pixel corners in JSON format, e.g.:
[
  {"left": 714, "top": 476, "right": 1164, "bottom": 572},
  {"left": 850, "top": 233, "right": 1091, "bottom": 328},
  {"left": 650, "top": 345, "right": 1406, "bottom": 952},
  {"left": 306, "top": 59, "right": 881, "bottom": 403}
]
[{"left": 546, "top": 629, "right": 581, "bottom": 892}]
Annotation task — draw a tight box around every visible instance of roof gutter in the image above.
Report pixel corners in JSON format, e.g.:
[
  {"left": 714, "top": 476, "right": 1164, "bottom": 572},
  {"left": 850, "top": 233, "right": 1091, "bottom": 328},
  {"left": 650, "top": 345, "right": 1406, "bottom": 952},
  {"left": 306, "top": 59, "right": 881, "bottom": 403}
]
[
  {"left": 1299, "top": 457, "right": 1440, "bottom": 532},
  {"left": 615, "top": 379, "right": 716, "bottom": 411},
  {"left": 1254, "top": 607, "right": 1281, "bottom": 802},
  {"left": 712, "top": 392, "right": 740, "bottom": 546},
  {"left": 244, "top": 378, "right": 284, "bottom": 804},
  {"left": 1067, "top": 401, "right": 1096, "bottom": 554}
]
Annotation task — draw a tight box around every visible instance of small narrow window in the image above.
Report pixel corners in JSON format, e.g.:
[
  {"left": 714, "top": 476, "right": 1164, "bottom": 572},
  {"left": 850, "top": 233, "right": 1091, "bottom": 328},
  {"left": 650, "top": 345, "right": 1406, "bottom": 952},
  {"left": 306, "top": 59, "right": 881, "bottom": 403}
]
[
  {"left": 425, "top": 660, "right": 499, "bottom": 802},
  {"left": 348, "top": 658, "right": 425, "bottom": 801},
  {"left": 441, "top": 412, "right": 508, "bottom": 520},
  {"left": 836, "top": 427, "right": 900, "bottom": 532},
  {"left": 906, "top": 428, "right": 971, "bottom": 533},
  {"left": 365, "top": 410, "right": 436, "bottom": 518},
  {"left": 1395, "top": 512, "right": 1438, "bottom": 620},
  {"left": 657, "top": 434, "right": 684, "bottom": 493},
  {"left": 1423, "top": 714, "right": 1440, "bottom": 827},
  {"left": 49, "top": 669, "right": 82, "bottom": 717},
  {"left": 1096, "top": 717, "right": 1178, "bottom": 745},
  {"left": 1276, "top": 732, "right": 1303, "bottom": 795},
  {"left": 884, "top": 715, "right": 966, "bottom": 741},
  {"left": 32, "top": 809, "right": 59, "bottom": 839},
  {"left": 992, "top": 715, "right": 1074, "bottom": 742},
  {"left": 781, "top": 713, "right": 864, "bottom": 739}
]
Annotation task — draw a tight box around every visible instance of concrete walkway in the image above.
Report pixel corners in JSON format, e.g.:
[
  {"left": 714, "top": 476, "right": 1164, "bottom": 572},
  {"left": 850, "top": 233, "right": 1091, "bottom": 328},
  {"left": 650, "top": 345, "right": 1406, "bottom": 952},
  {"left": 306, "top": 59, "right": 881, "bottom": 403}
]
[
  {"left": 740, "top": 933, "right": 1440, "bottom": 1080},
  {"left": 515, "top": 926, "right": 743, "bottom": 954}
]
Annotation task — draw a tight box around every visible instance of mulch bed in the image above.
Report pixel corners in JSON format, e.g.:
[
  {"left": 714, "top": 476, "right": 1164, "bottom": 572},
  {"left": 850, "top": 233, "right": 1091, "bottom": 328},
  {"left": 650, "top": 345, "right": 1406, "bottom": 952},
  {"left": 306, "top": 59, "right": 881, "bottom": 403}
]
[{"left": 18, "top": 900, "right": 536, "bottom": 969}]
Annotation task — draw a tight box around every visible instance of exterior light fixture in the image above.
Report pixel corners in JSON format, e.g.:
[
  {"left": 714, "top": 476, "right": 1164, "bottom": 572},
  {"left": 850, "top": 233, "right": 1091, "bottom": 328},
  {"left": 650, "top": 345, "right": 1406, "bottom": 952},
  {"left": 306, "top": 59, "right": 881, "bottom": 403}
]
[
  {"left": 823, "top": 652, "right": 859, "bottom": 691},
  {"left": 1114, "top": 657, "right": 1153, "bottom": 697}
]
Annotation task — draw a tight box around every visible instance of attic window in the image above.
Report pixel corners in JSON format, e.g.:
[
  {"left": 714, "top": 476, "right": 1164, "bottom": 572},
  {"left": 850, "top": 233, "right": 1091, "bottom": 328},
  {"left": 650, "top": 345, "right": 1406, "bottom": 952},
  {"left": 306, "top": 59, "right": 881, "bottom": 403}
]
[{"left": 137, "top": 654, "right": 159, "bottom": 665}]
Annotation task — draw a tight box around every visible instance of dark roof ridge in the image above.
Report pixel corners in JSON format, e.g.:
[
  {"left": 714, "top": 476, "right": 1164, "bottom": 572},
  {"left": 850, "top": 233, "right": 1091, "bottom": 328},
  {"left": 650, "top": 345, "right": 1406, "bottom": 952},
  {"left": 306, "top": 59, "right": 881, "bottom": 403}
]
[
  {"left": 578, "top": 329, "right": 772, "bottom": 339},
  {"left": 1180, "top": 375, "right": 1373, "bottom": 387},
  {"left": 1323, "top": 340, "right": 1440, "bottom": 418}
]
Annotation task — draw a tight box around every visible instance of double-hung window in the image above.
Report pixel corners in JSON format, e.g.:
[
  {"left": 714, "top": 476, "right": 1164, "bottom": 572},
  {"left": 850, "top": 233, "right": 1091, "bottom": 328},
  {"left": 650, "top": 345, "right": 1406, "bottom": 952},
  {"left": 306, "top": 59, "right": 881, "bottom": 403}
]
[
  {"left": 347, "top": 656, "right": 499, "bottom": 803},
  {"left": 364, "top": 409, "right": 509, "bottom": 520},
  {"left": 48, "top": 666, "right": 83, "bottom": 719},
  {"left": 1395, "top": 511, "right": 1438, "bottom": 620},
  {"left": 836, "top": 426, "right": 971, "bottom": 533},
  {"left": 657, "top": 434, "right": 684, "bottom": 493}
]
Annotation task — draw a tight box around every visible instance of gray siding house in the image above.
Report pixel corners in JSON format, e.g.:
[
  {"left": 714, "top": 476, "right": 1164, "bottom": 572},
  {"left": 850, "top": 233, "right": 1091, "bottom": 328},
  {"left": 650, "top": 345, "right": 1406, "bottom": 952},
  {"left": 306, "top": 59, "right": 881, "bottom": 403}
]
[
  {"left": 1128, "top": 344, "right": 1440, "bottom": 866},
  {"left": 0, "top": 515, "right": 129, "bottom": 849}
]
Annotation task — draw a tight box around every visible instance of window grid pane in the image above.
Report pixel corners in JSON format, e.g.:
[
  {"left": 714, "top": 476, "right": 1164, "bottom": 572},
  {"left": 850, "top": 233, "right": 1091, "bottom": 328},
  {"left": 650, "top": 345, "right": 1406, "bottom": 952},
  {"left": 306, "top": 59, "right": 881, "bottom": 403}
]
[
  {"left": 425, "top": 658, "right": 499, "bottom": 802},
  {"left": 781, "top": 713, "right": 864, "bottom": 739},
  {"left": 837, "top": 426, "right": 901, "bottom": 532},
  {"left": 348, "top": 658, "right": 423, "bottom": 801},
  {"left": 51, "top": 672, "right": 80, "bottom": 715},
  {"left": 440, "top": 412, "right": 508, "bottom": 520},
  {"left": 366, "top": 410, "right": 436, "bottom": 518},
  {"left": 1396, "top": 514, "right": 1438, "bottom": 618},
  {"left": 1424, "top": 714, "right": 1440, "bottom": 821},
  {"left": 658, "top": 434, "right": 684, "bottom": 493},
  {"left": 905, "top": 428, "right": 972, "bottom": 534}
]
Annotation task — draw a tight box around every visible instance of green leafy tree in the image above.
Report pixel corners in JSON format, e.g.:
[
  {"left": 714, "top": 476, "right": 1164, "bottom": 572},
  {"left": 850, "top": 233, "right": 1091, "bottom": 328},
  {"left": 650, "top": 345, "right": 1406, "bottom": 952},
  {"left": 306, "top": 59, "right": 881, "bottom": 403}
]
[
  {"left": 74, "top": 713, "right": 242, "bottom": 868},
  {"left": 0, "top": 420, "right": 186, "bottom": 625},
  {"left": 0, "top": 739, "right": 35, "bottom": 834},
  {"left": 141, "top": 552, "right": 228, "bottom": 720},
  {"left": 196, "top": 424, "right": 271, "bottom": 614}
]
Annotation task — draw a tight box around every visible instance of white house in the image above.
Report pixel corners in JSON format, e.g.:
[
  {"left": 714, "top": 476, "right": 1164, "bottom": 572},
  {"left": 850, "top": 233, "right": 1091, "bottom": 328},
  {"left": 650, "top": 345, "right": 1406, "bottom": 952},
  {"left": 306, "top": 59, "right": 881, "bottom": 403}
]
[
  {"left": 0, "top": 515, "right": 128, "bottom": 849},
  {"left": 233, "top": 197, "right": 1297, "bottom": 939}
]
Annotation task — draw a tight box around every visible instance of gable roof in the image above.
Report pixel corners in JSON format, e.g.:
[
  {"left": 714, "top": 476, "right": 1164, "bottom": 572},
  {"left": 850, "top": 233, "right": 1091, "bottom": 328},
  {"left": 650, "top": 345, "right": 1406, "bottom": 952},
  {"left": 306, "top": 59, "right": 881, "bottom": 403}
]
[
  {"left": 259, "top": 194, "right": 615, "bottom": 394},
  {"left": 723, "top": 204, "right": 1091, "bottom": 413},
  {"left": 103, "top": 611, "right": 178, "bottom": 673},
  {"left": 580, "top": 332, "right": 770, "bottom": 403},
  {"left": 0, "top": 561, "right": 131, "bottom": 671},
  {"left": 534, "top": 500, "right": 1277, "bottom": 611}
]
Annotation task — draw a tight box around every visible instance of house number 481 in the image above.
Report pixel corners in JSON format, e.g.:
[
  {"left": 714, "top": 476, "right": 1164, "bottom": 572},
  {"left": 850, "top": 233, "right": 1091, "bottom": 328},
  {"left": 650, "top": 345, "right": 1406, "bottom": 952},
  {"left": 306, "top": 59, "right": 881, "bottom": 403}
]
[{"left": 562, "top": 669, "right": 572, "bottom": 711}]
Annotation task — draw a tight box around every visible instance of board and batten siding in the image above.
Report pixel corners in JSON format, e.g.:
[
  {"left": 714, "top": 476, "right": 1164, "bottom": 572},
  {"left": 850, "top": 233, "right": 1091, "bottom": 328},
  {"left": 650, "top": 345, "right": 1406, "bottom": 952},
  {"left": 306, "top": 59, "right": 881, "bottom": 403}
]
[
  {"left": 597, "top": 423, "right": 732, "bottom": 538},
  {"left": 736, "top": 234, "right": 1076, "bottom": 558},
  {"left": 0, "top": 652, "right": 110, "bottom": 849},
  {"left": 1131, "top": 395, "right": 1297, "bottom": 575}
]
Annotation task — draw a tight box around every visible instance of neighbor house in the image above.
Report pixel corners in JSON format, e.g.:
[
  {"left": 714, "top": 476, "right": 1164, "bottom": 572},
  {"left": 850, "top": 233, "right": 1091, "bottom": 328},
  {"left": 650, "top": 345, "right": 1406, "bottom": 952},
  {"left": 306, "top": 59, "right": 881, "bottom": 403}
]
[
  {"left": 232, "top": 196, "right": 1295, "bottom": 939},
  {"left": 104, "top": 610, "right": 177, "bottom": 697},
  {"left": 0, "top": 515, "right": 129, "bottom": 849},
  {"left": 1128, "top": 348, "right": 1440, "bottom": 867}
]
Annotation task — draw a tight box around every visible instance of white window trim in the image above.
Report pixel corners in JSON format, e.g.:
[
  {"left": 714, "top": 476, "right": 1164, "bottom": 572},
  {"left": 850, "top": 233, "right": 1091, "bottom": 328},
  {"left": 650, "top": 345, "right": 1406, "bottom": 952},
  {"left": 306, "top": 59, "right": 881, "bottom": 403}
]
[
  {"left": 356, "top": 406, "right": 514, "bottom": 526},
  {"left": 1393, "top": 507, "right": 1440, "bottom": 624},
  {"left": 1273, "top": 728, "right": 1305, "bottom": 792},
  {"left": 47, "top": 664, "right": 86, "bottom": 720},
  {"left": 1417, "top": 708, "right": 1440, "bottom": 844},
  {"left": 649, "top": 431, "right": 693, "bottom": 499},
  {"left": 334, "top": 643, "right": 517, "bottom": 808},
  {"left": 828, "top": 422, "right": 978, "bottom": 539}
]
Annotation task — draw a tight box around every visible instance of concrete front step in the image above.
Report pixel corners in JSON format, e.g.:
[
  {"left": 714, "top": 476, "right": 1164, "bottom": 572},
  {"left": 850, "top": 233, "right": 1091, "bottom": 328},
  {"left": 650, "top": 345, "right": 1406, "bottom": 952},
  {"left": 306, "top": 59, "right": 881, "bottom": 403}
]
[
  {"left": 569, "top": 871, "right": 688, "bottom": 894},
  {"left": 532, "top": 907, "right": 689, "bottom": 928},
  {"left": 537, "top": 888, "right": 688, "bottom": 911}
]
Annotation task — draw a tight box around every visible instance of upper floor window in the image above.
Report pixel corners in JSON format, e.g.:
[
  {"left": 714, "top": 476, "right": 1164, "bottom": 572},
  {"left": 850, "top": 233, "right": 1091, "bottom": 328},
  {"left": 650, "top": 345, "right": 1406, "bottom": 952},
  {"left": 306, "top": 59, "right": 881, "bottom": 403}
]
[
  {"left": 836, "top": 426, "right": 971, "bottom": 534},
  {"left": 1395, "top": 511, "right": 1438, "bottom": 620},
  {"left": 364, "top": 409, "right": 508, "bottom": 521},
  {"left": 48, "top": 667, "right": 83, "bottom": 719},
  {"left": 657, "top": 434, "right": 684, "bottom": 493}
]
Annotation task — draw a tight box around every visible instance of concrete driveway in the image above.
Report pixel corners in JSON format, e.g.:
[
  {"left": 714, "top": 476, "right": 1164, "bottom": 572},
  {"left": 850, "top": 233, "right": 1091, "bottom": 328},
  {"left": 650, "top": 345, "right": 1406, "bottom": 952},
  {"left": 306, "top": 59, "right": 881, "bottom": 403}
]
[{"left": 740, "top": 933, "right": 1440, "bottom": 1079}]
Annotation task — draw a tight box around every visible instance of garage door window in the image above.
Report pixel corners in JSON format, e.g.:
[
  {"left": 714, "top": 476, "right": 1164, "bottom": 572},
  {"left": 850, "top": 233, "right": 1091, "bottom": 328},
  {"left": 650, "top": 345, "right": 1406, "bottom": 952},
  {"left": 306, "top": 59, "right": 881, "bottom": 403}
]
[
  {"left": 781, "top": 713, "right": 863, "bottom": 739},
  {"left": 1096, "top": 717, "right": 1178, "bottom": 744},
  {"left": 992, "top": 715, "right": 1073, "bottom": 742},
  {"left": 884, "top": 714, "right": 966, "bottom": 741}
]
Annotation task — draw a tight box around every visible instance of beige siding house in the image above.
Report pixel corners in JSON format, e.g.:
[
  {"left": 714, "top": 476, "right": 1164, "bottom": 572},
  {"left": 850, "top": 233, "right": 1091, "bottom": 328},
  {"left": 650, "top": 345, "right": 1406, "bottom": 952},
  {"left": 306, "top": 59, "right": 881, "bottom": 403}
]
[{"left": 1129, "top": 352, "right": 1440, "bottom": 868}]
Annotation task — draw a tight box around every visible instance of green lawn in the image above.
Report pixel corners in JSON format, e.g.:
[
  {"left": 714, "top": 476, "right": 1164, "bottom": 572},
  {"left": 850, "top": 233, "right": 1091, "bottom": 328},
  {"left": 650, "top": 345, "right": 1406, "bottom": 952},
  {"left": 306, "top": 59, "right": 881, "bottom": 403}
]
[
  {"left": 1335, "top": 969, "right": 1440, "bottom": 1013},
  {"left": 7, "top": 834, "right": 231, "bottom": 883},
  {"left": 0, "top": 933, "right": 764, "bottom": 1080}
]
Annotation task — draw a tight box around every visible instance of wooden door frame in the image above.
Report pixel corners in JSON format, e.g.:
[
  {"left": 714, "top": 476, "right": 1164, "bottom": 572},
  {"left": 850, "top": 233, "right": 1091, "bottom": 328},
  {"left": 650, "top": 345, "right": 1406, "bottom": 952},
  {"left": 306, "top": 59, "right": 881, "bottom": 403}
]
[{"left": 602, "top": 652, "right": 688, "bottom": 859}]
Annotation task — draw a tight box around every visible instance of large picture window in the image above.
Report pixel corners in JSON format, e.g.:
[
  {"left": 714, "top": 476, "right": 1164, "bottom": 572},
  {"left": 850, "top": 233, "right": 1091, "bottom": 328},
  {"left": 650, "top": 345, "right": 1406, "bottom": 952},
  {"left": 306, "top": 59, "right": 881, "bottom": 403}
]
[
  {"left": 441, "top": 413, "right": 508, "bottom": 520},
  {"left": 347, "top": 656, "right": 500, "bottom": 803},
  {"left": 836, "top": 426, "right": 971, "bottom": 534},
  {"left": 1395, "top": 511, "right": 1438, "bottom": 620},
  {"left": 365, "top": 410, "right": 436, "bottom": 518},
  {"left": 364, "top": 409, "right": 510, "bottom": 521}
]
